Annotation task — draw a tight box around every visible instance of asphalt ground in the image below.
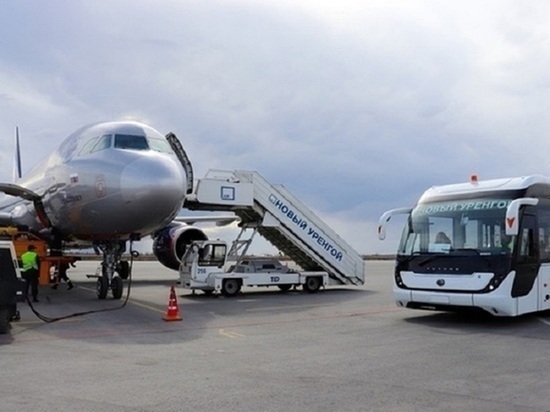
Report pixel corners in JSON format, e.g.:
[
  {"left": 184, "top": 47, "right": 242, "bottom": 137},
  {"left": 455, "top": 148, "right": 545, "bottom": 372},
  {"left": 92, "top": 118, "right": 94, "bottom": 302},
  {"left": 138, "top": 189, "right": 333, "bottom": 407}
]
[{"left": 2, "top": 260, "right": 550, "bottom": 411}]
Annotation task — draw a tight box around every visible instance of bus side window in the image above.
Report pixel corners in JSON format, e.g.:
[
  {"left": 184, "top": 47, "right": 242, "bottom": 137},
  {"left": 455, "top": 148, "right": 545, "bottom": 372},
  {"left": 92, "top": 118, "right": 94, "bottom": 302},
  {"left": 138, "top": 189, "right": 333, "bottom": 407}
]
[
  {"left": 540, "top": 227, "right": 550, "bottom": 262},
  {"left": 518, "top": 228, "right": 536, "bottom": 262},
  {"left": 538, "top": 207, "right": 550, "bottom": 262}
]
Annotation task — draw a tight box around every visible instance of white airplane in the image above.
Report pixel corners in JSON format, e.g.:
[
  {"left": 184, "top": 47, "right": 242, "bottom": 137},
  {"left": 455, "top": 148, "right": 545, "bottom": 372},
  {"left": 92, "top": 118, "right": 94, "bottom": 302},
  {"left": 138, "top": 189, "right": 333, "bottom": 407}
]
[{"left": 0, "top": 121, "right": 234, "bottom": 299}]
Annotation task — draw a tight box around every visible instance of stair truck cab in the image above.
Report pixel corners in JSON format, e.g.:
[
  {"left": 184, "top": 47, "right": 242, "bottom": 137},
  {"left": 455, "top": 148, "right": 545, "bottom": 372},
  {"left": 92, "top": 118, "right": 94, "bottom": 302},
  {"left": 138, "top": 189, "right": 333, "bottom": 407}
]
[
  {"left": 0, "top": 241, "right": 25, "bottom": 334},
  {"left": 179, "top": 240, "right": 329, "bottom": 296},
  {"left": 378, "top": 175, "right": 550, "bottom": 317}
]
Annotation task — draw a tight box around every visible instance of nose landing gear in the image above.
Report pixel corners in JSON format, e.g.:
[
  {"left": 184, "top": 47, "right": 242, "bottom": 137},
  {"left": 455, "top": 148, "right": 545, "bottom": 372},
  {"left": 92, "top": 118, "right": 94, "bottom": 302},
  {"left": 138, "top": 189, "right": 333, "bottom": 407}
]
[{"left": 94, "top": 241, "right": 129, "bottom": 300}]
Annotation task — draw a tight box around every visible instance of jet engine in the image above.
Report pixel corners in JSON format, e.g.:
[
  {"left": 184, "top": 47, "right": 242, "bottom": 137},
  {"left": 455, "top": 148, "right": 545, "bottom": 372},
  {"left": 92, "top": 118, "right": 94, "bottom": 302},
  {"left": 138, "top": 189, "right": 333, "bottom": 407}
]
[{"left": 152, "top": 222, "right": 208, "bottom": 270}]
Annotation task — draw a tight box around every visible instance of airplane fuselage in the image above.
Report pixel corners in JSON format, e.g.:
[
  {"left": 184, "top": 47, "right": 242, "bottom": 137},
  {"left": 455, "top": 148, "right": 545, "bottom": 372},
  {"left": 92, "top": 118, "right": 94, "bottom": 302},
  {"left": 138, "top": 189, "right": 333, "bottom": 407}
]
[{"left": 1, "top": 121, "right": 188, "bottom": 242}]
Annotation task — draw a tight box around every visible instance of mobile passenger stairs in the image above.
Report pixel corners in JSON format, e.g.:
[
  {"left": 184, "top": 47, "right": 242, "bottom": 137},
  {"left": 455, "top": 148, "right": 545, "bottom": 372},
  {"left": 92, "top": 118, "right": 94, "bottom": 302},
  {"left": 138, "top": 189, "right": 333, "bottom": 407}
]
[{"left": 182, "top": 169, "right": 365, "bottom": 296}]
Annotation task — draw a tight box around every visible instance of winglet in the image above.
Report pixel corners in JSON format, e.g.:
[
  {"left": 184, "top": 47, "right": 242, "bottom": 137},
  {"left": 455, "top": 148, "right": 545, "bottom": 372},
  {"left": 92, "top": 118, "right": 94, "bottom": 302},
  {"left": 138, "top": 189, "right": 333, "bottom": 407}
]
[{"left": 13, "top": 127, "right": 22, "bottom": 182}]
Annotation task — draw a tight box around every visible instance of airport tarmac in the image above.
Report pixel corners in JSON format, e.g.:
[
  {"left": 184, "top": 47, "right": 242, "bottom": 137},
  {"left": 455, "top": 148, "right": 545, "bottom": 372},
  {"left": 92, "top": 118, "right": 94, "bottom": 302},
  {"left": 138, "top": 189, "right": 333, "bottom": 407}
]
[{"left": 2, "top": 260, "right": 550, "bottom": 411}]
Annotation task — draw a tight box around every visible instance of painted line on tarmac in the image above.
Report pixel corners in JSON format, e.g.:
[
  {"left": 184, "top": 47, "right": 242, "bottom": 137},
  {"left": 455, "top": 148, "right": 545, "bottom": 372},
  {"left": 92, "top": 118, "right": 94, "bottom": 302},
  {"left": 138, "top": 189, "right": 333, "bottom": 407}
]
[
  {"left": 219, "top": 329, "right": 246, "bottom": 338},
  {"left": 245, "top": 303, "right": 335, "bottom": 312},
  {"left": 537, "top": 317, "right": 550, "bottom": 326},
  {"left": 130, "top": 300, "right": 166, "bottom": 314},
  {"left": 77, "top": 285, "right": 97, "bottom": 293},
  {"left": 78, "top": 285, "right": 166, "bottom": 314},
  {"left": 14, "top": 318, "right": 83, "bottom": 326}
]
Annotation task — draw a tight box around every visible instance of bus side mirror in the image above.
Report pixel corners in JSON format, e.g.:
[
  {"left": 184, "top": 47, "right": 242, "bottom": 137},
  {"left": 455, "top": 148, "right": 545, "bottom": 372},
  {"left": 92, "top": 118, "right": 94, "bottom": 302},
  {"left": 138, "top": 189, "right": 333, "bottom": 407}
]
[
  {"left": 378, "top": 207, "right": 413, "bottom": 240},
  {"left": 505, "top": 198, "right": 539, "bottom": 236}
]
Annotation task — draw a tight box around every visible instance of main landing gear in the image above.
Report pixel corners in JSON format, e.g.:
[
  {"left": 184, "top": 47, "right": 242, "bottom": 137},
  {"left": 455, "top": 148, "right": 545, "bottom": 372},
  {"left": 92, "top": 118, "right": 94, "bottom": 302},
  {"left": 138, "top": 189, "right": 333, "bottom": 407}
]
[{"left": 94, "top": 241, "right": 131, "bottom": 300}]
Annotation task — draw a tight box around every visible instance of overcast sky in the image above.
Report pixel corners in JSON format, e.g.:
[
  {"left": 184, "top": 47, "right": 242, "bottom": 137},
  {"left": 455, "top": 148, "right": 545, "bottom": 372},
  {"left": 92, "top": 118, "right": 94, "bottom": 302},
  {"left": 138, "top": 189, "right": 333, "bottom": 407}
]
[{"left": 1, "top": 0, "right": 550, "bottom": 256}]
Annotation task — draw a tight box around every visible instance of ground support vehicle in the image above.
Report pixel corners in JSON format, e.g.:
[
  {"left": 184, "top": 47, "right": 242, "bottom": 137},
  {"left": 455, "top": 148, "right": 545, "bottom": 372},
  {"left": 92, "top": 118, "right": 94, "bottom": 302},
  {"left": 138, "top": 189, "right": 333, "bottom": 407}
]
[
  {"left": 0, "top": 227, "right": 79, "bottom": 286},
  {"left": 179, "top": 240, "right": 329, "bottom": 296},
  {"left": 0, "top": 241, "right": 25, "bottom": 334},
  {"left": 379, "top": 174, "right": 550, "bottom": 317},
  {"left": 182, "top": 170, "right": 365, "bottom": 295}
]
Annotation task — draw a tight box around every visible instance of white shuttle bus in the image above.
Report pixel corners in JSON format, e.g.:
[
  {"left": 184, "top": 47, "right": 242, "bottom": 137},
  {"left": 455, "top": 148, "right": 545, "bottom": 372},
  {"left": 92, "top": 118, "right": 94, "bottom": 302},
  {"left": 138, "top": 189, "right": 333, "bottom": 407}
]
[{"left": 378, "top": 175, "right": 550, "bottom": 317}]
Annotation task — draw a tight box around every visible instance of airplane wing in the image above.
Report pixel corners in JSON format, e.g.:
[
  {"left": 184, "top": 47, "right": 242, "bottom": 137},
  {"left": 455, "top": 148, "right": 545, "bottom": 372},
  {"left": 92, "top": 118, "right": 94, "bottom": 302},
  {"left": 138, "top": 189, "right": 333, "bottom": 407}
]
[
  {"left": 0, "top": 183, "right": 41, "bottom": 201},
  {"left": 174, "top": 216, "right": 240, "bottom": 227},
  {"left": 0, "top": 211, "right": 13, "bottom": 227},
  {"left": 0, "top": 183, "right": 52, "bottom": 227}
]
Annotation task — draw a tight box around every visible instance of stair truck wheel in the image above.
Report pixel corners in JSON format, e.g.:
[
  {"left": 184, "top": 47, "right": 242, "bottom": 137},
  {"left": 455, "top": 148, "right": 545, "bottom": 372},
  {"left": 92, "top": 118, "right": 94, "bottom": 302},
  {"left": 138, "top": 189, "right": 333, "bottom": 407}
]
[
  {"left": 222, "top": 278, "right": 241, "bottom": 297},
  {"left": 303, "top": 276, "right": 321, "bottom": 293}
]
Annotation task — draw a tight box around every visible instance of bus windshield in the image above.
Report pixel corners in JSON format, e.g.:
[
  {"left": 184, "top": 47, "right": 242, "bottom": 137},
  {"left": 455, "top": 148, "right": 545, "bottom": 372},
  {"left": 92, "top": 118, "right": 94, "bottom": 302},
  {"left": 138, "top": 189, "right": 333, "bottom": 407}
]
[{"left": 399, "top": 198, "right": 515, "bottom": 256}]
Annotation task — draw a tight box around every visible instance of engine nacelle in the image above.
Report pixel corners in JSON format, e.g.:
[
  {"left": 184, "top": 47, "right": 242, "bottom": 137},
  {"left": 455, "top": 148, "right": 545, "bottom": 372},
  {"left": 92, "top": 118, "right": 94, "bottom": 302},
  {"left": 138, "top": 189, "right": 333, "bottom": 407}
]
[{"left": 152, "top": 223, "right": 208, "bottom": 270}]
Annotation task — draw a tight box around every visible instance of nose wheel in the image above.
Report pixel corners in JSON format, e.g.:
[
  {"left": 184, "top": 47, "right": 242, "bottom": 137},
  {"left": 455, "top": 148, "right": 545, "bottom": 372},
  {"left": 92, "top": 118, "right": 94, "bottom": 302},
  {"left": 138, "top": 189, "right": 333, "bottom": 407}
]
[
  {"left": 111, "top": 276, "right": 123, "bottom": 299},
  {"left": 97, "top": 276, "right": 109, "bottom": 300},
  {"left": 96, "top": 275, "right": 124, "bottom": 300},
  {"left": 94, "top": 241, "right": 129, "bottom": 300}
]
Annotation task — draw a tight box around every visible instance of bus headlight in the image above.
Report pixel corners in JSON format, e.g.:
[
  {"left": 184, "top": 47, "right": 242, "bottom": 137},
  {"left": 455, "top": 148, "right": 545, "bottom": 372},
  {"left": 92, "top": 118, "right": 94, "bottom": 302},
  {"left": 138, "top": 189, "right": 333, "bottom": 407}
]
[
  {"left": 486, "top": 273, "right": 508, "bottom": 292},
  {"left": 395, "top": 272, "right": 404, "bottom": 287}
]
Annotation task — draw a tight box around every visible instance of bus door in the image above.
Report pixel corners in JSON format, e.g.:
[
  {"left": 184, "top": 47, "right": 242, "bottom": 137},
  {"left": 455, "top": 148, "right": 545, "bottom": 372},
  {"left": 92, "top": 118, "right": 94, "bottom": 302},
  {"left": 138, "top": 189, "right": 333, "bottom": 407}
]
[{"left": 512, "top": 211, "right": 541, "bottom": 313}]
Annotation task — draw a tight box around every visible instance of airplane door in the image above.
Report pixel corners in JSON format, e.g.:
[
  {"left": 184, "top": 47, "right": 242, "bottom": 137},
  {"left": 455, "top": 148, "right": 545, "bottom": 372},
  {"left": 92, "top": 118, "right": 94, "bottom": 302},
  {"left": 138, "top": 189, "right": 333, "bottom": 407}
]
[{"left": 512, "top": 211, "right": 540, "bottom": 313}]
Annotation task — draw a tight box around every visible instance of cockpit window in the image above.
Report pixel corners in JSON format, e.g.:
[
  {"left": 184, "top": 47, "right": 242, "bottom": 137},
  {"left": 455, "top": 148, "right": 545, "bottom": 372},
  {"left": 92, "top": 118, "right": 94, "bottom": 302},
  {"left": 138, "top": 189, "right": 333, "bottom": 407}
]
[
  {"left": 78, "top": 135, "right": 112, "bottom": 156},
  {"left": 148, "top": 138, "right": 174, "bottom": 154},
  {"left": 94, "top": 135, "right": 112, "bottom": 152},
  {"left": 78, "top": 137, "right": 99, "bottom": 156},
  {"left": 114, "top": 134, "right": 149, "bottom": 151}
]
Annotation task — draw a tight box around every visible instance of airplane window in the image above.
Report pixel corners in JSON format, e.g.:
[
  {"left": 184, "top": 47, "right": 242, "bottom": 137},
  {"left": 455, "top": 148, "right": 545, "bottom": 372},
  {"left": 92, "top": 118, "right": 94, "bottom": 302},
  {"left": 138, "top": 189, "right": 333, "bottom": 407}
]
[
  {"left": 79, "top": 135, "right": 111, "bottom": 156},
  {"left": 78, "top": 136, "right": 99, "bottom": 156},
  {"left": 114, "top": 134, "right": 149, "bottom": 151},
  {"left": 148, "top": 138, "right": 174, "bottom": 154},
  {"left": 90, "top": 135, "right": 112, "bottom": 153}
]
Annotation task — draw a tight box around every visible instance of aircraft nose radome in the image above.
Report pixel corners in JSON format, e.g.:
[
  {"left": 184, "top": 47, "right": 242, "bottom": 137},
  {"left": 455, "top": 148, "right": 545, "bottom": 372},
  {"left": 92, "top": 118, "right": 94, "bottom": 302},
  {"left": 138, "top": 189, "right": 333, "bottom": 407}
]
[{"left": 121, "top": 156, "right": 187, "bottom": 226}]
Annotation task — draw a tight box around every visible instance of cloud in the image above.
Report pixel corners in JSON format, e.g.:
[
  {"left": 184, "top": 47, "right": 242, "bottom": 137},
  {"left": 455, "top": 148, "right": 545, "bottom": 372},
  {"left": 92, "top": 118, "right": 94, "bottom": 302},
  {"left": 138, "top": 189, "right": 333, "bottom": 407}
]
[{"left": 1, "top": 1, "right": 550, "bottom": 255}]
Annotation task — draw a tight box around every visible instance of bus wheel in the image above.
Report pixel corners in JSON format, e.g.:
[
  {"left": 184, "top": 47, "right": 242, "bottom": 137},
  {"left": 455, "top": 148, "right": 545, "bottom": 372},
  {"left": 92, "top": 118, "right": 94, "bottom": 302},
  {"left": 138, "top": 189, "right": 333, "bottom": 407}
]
[
  {"left": 303, "top": 276, "right": 321, "bottom": 293},
  {"left": 222, "top": 279, "right": 241, "bottom": 297}
]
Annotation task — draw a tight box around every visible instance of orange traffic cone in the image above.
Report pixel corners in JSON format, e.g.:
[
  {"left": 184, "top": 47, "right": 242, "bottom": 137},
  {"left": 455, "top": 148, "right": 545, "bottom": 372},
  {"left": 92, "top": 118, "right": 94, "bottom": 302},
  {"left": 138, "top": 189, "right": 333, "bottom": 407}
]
[{"left": 163, "top": 286, "right": 182, "bottom": 321}]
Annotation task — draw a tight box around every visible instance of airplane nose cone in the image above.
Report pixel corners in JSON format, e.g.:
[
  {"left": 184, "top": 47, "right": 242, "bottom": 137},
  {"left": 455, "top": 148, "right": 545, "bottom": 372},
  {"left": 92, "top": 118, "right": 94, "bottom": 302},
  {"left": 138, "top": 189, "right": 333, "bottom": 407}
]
[{"left": 121, "top": 155, "right": 187, "bottom": 230}]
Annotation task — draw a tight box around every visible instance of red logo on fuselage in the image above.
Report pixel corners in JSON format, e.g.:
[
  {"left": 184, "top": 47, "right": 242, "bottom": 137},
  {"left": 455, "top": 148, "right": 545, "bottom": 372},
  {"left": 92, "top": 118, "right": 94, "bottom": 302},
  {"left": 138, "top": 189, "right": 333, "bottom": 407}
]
[{"left": 95, "top": 176, "right": 106, "bottom": 198}]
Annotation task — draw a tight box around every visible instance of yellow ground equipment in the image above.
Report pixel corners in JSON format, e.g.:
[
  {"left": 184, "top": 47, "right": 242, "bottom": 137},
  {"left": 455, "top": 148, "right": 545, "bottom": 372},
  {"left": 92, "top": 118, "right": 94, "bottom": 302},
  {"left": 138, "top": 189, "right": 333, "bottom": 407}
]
[{"left": 0, "top": 227, "right": 79, "bottom": 285}]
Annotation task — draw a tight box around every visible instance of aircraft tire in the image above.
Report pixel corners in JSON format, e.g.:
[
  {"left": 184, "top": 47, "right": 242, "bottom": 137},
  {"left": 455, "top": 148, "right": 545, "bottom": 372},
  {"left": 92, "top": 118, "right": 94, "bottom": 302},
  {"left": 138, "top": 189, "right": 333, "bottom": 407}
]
[
  {"left": 97, "top": 276, "right": 109, "bottom": 300},
  {"left": 118, "top": 261, "right": 130, "bottom": 280},
  {"left": 111, "top": 276, "right": 123, "bottom": 300},
  {"left": 221, "top": 279, "right": 241, "bottom": 297},
  {"left": 303, "top": 276, "right": 321, "bottom": 294}
]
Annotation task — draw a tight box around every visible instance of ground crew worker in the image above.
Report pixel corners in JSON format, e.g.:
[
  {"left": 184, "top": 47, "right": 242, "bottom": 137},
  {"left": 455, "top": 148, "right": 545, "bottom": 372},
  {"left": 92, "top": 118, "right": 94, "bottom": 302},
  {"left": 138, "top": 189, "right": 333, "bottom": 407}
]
[{"left": 21, "top": 244, "right": 40, "bottom": 302}]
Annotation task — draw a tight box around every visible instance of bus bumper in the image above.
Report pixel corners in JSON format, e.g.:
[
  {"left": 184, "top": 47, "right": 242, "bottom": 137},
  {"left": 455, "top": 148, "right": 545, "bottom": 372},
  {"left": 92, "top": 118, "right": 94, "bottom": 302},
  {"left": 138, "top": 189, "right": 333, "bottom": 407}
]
[{"left": 394, "top": 273, "right": 519, "bottom": 317}]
